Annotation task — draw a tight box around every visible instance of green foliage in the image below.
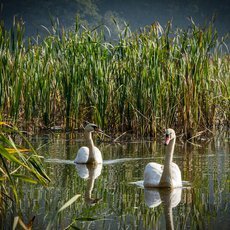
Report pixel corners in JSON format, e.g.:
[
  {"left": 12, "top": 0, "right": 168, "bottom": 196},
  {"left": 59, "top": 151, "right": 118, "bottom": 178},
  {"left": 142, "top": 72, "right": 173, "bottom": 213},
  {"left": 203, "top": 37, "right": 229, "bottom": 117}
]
[
  {"left": 0, "top": 18, "right": 229, "bottom": 136},
  {"left": 0, "top": 122, "right": 50, "bottom": 204}
]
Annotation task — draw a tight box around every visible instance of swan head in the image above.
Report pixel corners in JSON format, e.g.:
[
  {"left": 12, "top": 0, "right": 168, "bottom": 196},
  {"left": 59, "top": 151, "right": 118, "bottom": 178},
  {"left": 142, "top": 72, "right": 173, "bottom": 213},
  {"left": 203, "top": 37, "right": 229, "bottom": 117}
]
[
  {"left": 84, "top": 123, "right": 102, "bottom": 133},
  {"left": 165, "top": 128, "right": 176, "bottom": 145}
]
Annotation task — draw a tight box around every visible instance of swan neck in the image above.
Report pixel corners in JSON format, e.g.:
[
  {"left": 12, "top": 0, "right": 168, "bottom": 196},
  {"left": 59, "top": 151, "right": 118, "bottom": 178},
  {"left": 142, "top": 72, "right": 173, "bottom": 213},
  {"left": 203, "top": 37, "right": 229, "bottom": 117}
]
[
  {"left": 85, "top": 131, "right": 94, "bottom": 148},
  {"left": 84, "top": 131, "right": 96, "bottom": 163},
  {"left": 165, "top": 138, "right": 175, "bottom": 166},
  {"left": 159, "top": 137, "right": 176, "bottom": 187}
]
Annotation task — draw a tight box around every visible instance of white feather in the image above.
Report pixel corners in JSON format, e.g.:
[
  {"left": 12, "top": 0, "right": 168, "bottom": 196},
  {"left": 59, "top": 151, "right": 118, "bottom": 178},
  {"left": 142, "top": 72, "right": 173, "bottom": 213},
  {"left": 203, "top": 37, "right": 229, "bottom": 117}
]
[
  {"left": 74, "top": 123, "right": 103, "bottom": 164},
  {"left": 144, "top": 128, "right": 182, "bottom": 188},
  {"left": 144, "top": 162, "right": 182, "bottom": 187},
  {"left": 74, "top": 146, "right": 102, "bottom": 164}
]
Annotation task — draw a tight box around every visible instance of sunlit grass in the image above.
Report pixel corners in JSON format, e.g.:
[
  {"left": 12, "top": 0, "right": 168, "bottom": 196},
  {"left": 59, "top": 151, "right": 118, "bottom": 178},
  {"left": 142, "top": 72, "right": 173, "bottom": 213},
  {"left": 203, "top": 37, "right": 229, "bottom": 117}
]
[
  {"left": 0, "top": 18, "right": 229, "bottom": 137},
  {"left": 0, "top": 122, "right": 51, "bottom": 228},
  {"left": 0, "top": 122, "right": 50, "bottom": 202}
]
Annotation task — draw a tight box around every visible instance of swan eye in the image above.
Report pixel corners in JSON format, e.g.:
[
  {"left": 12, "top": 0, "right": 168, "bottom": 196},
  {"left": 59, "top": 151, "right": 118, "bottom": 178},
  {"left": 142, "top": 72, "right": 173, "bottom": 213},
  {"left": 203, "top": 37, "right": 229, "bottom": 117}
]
[{"left": 165, "top": 132, "right": 172, "bottom": 139}]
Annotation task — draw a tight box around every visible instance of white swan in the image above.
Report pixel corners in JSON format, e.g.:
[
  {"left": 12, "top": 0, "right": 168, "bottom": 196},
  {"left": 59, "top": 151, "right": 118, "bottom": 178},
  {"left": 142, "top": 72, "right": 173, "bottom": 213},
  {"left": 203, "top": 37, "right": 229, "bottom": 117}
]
[
  {"left": 144, "top": 128, "right": 182, "bottom": 188},
  {"left": 74, "top": 123, "right": 102, "bottom": 164}
]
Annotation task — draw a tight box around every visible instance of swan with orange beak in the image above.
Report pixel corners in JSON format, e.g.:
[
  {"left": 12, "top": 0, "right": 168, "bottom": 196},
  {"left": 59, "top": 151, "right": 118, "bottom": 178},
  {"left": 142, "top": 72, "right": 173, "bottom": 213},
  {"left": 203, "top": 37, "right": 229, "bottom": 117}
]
[{"left": 144, "top": 128, "right": 182, "bottom": 188}]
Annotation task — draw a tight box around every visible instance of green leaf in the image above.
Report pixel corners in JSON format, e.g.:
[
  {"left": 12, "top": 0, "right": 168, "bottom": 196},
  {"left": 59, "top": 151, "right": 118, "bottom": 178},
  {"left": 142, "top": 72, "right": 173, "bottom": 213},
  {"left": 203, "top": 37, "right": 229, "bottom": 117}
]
[
  {"left": 12, "top": 174, "right": 38, "bottom": 184},
  {"left": 58, "top": 194, "right": 81, "bottom": 213},
  {"left": 75, "top": 217, "right": 98, "bottom": 221},
  {"left": 0, "top": 145, "right": 26, "bottom": 167},
  {"left": 13, "top": 216, "right": 19, "bottom": 230}
]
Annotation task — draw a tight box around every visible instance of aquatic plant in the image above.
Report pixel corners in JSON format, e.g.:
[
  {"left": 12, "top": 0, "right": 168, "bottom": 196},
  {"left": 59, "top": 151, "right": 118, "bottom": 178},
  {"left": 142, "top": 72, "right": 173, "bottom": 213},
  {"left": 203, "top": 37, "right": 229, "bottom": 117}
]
[
  {"left": 0, "top": 17, "right": 229, "bottom": 137},
  {"left": 0, "top": 122, "right": 50, "bottom": 226}
]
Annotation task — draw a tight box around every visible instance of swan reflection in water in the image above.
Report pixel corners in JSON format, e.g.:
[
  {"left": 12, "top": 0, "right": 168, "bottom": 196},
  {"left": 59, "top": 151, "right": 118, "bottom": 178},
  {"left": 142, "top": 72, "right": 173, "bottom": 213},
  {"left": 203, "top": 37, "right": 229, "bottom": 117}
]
[
  {"left": 144, "top": 188, "right": 182, "bottom": 230},
  {"left": 75, "top": 163, "right": 102, "bottom": 205}
]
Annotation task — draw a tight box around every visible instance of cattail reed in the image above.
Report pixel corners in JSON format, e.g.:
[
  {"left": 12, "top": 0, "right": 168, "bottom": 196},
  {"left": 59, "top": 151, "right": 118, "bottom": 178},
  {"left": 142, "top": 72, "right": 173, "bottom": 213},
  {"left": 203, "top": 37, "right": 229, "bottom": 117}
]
[{"left": 0, "top": 18, "right": 229, "bottom": 136}]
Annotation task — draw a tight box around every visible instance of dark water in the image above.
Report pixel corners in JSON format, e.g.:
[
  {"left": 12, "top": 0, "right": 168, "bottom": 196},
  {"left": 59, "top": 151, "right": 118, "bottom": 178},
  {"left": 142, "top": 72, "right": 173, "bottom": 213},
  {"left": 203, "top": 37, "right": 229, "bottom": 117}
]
[{"left": 4, "top": 132, "right": 230, "bottom": 229}]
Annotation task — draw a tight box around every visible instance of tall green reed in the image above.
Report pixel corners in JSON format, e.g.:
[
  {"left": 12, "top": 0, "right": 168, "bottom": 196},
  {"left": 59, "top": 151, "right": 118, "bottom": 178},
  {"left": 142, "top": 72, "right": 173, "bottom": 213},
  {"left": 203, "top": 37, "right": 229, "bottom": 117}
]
[{"left": 0, "top": 18, "right": 229, "bottom": 137}]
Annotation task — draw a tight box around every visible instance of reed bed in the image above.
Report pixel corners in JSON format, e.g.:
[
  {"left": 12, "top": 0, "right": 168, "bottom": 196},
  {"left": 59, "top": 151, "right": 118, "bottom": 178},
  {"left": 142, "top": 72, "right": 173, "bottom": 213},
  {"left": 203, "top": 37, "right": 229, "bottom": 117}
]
[{"left": 0, "top": 18, "right": 229, "bottom": 137}]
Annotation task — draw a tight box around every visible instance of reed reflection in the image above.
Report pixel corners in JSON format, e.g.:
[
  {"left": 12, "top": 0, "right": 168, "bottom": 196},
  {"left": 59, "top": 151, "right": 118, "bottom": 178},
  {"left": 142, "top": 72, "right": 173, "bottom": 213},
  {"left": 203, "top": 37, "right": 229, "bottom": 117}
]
[
  {"left": 144, "top": 188, "right": 182, "bottom": 230},
  {"left": 75, "top": 164, "right": 102, "bottom": 205}
]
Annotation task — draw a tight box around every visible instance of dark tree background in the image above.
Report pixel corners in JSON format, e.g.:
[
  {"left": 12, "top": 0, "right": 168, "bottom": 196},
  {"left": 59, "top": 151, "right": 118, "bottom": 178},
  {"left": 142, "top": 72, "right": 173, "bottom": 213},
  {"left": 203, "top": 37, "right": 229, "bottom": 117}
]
[{"left": 0, "top": 0, "right": 229, "bottom": 37}]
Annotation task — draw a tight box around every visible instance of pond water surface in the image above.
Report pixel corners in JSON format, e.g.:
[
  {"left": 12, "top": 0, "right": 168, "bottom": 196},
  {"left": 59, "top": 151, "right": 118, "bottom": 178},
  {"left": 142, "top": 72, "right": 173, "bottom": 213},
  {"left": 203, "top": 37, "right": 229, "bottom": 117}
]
[{"left": 5, "top": 132, "right": 230, "bottom": 229}]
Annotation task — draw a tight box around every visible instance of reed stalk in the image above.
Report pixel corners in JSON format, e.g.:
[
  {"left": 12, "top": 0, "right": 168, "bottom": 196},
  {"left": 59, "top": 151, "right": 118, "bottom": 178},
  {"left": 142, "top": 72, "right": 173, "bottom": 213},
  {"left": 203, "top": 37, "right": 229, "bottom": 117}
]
[{"left": 0, "top": 18, "right": 229, "bottom": 136}]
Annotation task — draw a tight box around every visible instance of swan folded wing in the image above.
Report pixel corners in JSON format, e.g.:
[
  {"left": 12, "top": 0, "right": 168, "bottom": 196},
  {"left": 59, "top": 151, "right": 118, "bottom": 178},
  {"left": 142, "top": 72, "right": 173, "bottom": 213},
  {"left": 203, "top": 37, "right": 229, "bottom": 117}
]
[
  {"left": 93, "top": 147, "right": 103, "bottom": 164},
  {"left": 74, "top": 147, "right": 89, "bottom": 163},
  {"left": 171, "top": 162, "right": 182, "bottom": 187},
  {"left": 144, "top": 162, "right": 163, "bottom": 187}
]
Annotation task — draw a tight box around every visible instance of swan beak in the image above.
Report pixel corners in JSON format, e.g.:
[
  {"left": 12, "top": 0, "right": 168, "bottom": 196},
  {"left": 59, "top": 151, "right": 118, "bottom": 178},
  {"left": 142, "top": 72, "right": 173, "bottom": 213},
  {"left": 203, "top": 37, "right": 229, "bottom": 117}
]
[
  {"left": 164, "top": 136, "right": 171, "bottom": 145},
  {"left": 95, "top": 127, "right": 103, "bottom": 134},
  {"left": 95, "top": 127, "right": 112, "bottom": 139}
]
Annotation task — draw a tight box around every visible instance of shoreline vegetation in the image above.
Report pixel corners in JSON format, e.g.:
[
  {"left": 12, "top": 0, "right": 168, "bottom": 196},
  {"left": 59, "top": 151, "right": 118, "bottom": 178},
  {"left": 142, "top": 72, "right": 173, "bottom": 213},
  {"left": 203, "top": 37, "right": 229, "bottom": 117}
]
[
  {"left": 0, "top": 17, "right": 229, "bottom": 139},
  {"left": 0, "top": 122, "right": 50, "bottom": 227}
]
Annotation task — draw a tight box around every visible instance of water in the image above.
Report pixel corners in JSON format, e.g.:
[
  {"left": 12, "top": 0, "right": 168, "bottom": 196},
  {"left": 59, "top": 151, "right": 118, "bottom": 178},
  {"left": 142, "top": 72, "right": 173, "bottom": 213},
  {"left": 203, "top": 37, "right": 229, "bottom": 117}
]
[{"left": 4, "top": 133, "right": 230, "bottom": 229}]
